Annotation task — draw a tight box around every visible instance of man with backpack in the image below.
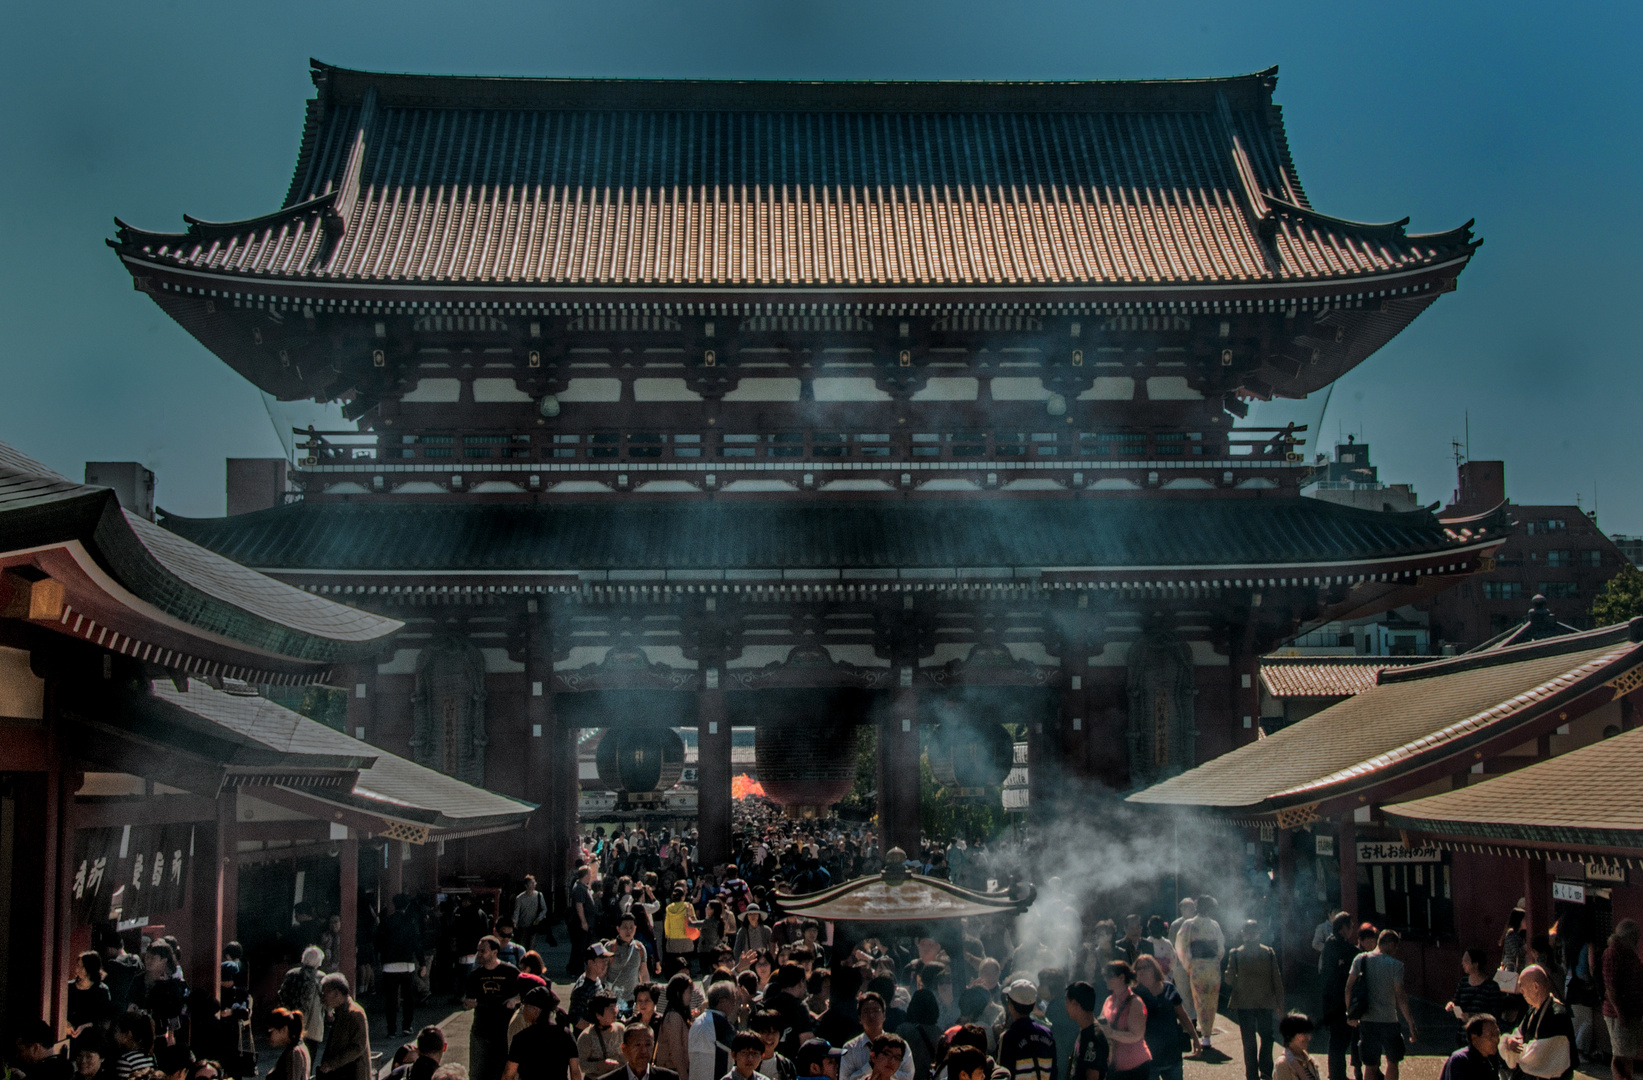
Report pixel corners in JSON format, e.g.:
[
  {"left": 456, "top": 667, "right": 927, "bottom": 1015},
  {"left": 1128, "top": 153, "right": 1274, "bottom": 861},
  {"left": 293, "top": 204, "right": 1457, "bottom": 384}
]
[
  {"left": 1344, "top": 930, "right": 1419, "bottom": 1080},
  {"left": 280, "top": 946, "right": 327, "bottom": 1063}
]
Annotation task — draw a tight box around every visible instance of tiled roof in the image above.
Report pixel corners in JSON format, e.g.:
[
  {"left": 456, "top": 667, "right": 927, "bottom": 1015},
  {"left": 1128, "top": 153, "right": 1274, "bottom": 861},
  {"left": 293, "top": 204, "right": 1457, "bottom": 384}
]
[
  {"left": 162, "top": 496, "right": 1478, "bottom": 575},
  {"left": 0, "top": 441, "right": 401, "bottom": 662},
  {"left": 1384, "top": 724, "right": 1643, "bottom": 851},
  {"left": 1130, "top": 622, "right": 1643, "bottom": 812},
  {"left": 150, "top": 682, "right": 535, "bottom": 829},
  {"left": 111, "top": 62, "right": 1476, "bottom": 293},
  {"left": 1259, "top": 656, "right": 1429, "bottom": 698}
]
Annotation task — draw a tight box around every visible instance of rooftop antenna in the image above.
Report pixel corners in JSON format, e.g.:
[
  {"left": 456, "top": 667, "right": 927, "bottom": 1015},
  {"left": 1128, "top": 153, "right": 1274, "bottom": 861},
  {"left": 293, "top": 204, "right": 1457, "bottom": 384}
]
[{"left": 1465, "top": 410, "right": 1470, "bottom": 461}]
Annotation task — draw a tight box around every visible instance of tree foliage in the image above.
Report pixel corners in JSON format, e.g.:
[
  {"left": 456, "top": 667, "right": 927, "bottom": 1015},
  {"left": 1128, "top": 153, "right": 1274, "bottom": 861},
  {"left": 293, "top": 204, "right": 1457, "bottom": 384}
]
[{"left": 1592, "top": 563, "right": 1643, "bottom": 627}]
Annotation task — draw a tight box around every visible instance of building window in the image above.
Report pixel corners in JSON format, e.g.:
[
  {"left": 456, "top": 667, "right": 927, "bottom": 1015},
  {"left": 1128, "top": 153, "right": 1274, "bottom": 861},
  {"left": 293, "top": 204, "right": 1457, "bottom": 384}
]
[
  {"left": 1527, "top": 520, "right": 1567, "bottom": 535},
  {"left": 1542, "top": 550, "right": 1572, "bottom": 567},
  {"left": 1539, "top": 582, "right": 1580, "bottom": 599},
  {"left": 1582, "top": 550, "right": 1604, "bottom": 567},
  {"left": 1483, "top": 582, "right": 1524, "bottom": 600}
]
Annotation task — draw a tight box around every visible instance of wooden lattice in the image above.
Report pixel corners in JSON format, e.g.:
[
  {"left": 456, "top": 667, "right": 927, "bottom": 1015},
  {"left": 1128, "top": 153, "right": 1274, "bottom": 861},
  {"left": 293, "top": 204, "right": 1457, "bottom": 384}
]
[
  {"left": 1608, "top": 665, "right": 1643, "bottom": 700},
  {"left": 1274, "top": 803, "right": 1320, "bottom": 830},
  {"left": 378, "top": 821, "right": 430, "bottom": 845}
]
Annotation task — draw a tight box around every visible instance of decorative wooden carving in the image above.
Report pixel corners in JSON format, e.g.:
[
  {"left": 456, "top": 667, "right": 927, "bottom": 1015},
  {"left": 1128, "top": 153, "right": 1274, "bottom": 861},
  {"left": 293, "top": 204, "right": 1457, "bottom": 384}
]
[
  {"left": 1126, "top": 619, "right": 1198, "bottom": 786},
  {"left": 727, "top": 643, "right": 893, "bottom": 690},
  {"left": 411, "top": 633, "right": 488, "bottom": 785}
]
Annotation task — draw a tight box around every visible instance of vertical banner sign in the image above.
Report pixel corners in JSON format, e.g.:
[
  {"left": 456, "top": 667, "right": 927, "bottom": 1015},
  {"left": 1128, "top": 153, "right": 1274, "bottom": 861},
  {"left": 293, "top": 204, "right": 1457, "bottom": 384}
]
[
  {"left": 123, "top": 824, "right": 194, "bottom": 915},
  {"left": 157, "top": 823, "right": 190, "bottom": 912},
  {"left": 71, "top": 828, "right": 120, "bottom": 924}
]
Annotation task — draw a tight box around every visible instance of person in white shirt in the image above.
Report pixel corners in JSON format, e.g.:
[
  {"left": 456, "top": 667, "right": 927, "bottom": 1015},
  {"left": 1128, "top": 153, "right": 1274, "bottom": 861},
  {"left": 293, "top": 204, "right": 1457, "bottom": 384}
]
[
  {"left": 690, "top": 983, "right": 740, "bottom": 1080},
  {"left": 841, "top": 994, "right": 914, "bottom": 1080}
]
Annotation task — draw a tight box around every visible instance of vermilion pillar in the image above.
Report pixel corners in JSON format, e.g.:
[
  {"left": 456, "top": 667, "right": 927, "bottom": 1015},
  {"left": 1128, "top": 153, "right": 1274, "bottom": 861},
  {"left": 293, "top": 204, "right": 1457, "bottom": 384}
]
[
  {"left": 338, "top": 836, "right": 359, "bottom": 990},
  {"left": 188, "top": 790, "right": 238, "bottom": 994},
  {"left": 525, "top": 599, "right": 576, "bottom": 899},
  {"left": 697, "top": 673, "right": 732, "bottom": 868},
  {"left": 878, "top": 676, "right": 922, "bottom": 855}
]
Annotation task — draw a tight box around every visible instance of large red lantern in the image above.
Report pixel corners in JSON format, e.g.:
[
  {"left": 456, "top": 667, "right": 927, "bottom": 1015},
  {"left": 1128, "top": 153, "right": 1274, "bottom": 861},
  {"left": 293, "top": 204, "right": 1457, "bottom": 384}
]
[{"left": 754, "top": 722, "right": 858, "bottom": 809}]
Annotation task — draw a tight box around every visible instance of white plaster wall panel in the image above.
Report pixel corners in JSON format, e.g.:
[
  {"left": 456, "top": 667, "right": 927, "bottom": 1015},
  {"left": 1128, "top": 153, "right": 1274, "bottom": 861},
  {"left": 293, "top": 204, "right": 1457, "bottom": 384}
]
[
  {"left": 557, "top": 378, "right": 623, "bottom": 402},
  {"left": 911, "top": 377, "right": 979, "bottom": 401},
  {"left": 402, "top": 378, "right": 461, "bottom": 402},
  {"left": 812, "top": 377, "right": 892, "bottom": 402},
  {"left": 723, "top": 378, "right": 802, "bottom": 402},
  {"left": 472, "top": 378, "right": 534, "bottom": 402},
  {"left": 989, "top": 377, "right": 1051, "bottom": 401},
  {"left": 1145, "top": 376, "right": 1203, "bottom": 400},
  {"left": 633, "top": 378, "right": 705, "bottom": 402},
  {"left": 1078, "top": 377, "right": 1135, "bottom": 401}
]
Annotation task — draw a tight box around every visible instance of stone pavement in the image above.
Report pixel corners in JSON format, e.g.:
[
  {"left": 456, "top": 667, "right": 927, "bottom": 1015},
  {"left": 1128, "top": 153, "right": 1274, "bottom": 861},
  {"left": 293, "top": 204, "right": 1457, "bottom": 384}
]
[{"left": 1185, "top": 1008, "right": 1614, "bottom": 1080}]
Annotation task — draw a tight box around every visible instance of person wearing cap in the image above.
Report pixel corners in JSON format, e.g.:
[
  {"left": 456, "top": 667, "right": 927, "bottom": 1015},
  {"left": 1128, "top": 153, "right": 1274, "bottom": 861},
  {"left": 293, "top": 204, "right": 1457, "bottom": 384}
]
[
  {"left": 573, "top": 944, "right": 616, "bottom": 1033},
  {"left": 795, "top": 1039, "right": 845, "bottom": 1080},
  {"left": 499, "top": 973, "right": 550, "bottom": 1046},
  {"left": 505, "top": 987, "right": 582, "bottom": 1080},
  {"left": 736, "top": 910, "right": 774, "bottom": 959},
  {"left": 611, "top": 1024, "right": 676, "bottom": 1080},
  {"left": 998, "top": 979, "right": 1057, "bottom": 1080},
  {"left": 842, "top": 994, "right": 914, "bottom": 1080}
]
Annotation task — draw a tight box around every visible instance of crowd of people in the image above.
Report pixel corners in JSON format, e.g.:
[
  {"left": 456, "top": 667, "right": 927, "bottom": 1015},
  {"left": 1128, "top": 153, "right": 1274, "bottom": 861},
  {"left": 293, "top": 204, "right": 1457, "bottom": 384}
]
[{"left": 12, "top": 816, "right": 1643, "bottom": 1080}]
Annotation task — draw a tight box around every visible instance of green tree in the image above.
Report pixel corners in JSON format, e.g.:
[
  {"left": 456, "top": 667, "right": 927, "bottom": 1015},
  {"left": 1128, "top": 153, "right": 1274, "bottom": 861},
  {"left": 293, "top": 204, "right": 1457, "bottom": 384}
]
[
  {"left": 917, "top": 738, "right": 1008, "bottom": 845},
  {"left": 1592, "top": 564, "right": 1643, "bottom": 626},
  {"left": 840, "top": 723, "right": 879, "bottom": 812}
]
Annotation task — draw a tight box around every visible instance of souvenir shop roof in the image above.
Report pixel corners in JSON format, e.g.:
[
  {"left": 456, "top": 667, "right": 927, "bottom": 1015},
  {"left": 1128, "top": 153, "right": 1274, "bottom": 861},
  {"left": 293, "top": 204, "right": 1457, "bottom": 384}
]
[
  {"left": 96, "top": 679, "right": 536, "bottom": 839},
  {"left": 1129, "top": 620, "right": 1643, "bottom": 816},
  {"left": 111, "top": 61, "right": 1477, "bottom": 301},
  {"left": 0, "top": 442, "right": 400, "bottom": 682},
  {"left": 1383, "top": 721, "right": 1643, "bottom": 862},
  {"left": 160, "top": 495, "right": 1500, "bottom": 584}
]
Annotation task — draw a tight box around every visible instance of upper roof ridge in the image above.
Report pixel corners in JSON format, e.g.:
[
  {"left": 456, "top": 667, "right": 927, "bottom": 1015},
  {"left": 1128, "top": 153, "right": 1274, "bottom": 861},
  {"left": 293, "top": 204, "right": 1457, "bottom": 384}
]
[{"left": 307, "top": 58, "right": 1284, "bottom": 114}]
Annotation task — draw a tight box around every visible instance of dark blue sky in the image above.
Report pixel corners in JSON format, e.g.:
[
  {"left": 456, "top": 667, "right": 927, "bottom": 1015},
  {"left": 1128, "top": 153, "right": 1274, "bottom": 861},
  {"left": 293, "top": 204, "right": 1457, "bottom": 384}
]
[{"left": 3, "top": 2, "right": 1638, "bottom": 526}]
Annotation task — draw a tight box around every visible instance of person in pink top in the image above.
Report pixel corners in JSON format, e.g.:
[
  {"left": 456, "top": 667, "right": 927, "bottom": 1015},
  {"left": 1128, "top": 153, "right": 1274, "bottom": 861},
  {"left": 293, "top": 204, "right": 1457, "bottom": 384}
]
[{"left": 1096, "top": 963, "right": 1151, "bottom": 1080}]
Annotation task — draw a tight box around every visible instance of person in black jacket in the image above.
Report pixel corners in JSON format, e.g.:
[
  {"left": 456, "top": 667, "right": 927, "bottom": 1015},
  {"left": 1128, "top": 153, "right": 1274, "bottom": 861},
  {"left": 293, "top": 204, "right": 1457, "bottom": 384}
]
[
  {"left": 1318, "top": 914, "right": 1359, "bottom": 1080},
  {"left": 378, "top": 894, "right": 426, "bottom": 1039}
]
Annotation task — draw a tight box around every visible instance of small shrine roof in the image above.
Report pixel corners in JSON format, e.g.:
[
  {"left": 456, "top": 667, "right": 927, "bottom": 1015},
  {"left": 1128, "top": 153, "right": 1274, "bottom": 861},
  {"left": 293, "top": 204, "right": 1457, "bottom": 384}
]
[
  {"left": 1259, "top": 655, "right": 1430, "bottom": 698},
  {"left": 775, "top": 866, "right": 1031, "bottom": 922},
  {"left": 111, "top": 62, "right": 1476, "bottom": 300},
  {"left": 1130, "top": 620, "right": 1643, "bottom": 815}
]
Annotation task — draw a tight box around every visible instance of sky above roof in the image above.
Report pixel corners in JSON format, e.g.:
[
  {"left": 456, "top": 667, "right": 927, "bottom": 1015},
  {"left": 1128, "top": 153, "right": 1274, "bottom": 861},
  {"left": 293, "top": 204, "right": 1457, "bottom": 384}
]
[{"left": 1, "top": 1, "right": 1638, "bottom": 527}]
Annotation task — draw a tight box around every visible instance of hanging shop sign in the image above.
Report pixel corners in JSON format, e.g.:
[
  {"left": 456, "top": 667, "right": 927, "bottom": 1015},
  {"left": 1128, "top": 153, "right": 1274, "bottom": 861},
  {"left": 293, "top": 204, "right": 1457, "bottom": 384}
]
[
  {"left": 1553, "top": 880, "right": 1587, "bottom": 904},
  {"left": 1356, "top": 840, "right": 1442, "bottom": 863}
]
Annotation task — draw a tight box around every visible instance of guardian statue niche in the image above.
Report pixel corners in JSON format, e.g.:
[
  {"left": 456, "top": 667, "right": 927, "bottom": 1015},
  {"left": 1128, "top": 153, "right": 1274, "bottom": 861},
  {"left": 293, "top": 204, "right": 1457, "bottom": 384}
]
[
  {"left": 411, "top": 634, "right": 488, "bottom": 785},
  {"left": 1126, "top": 620, "right": 1198, "bottom": 786}
]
